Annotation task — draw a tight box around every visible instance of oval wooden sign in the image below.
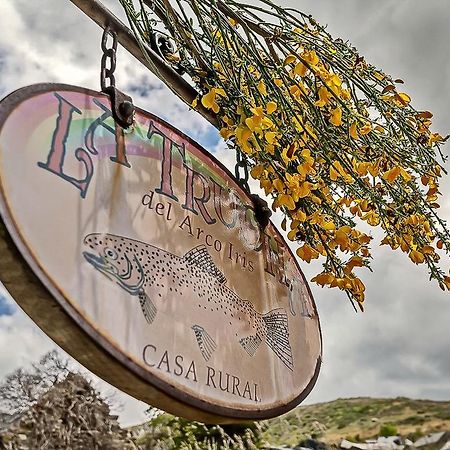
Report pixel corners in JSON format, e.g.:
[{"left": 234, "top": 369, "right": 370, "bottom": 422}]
[{"left": 0, "top": 84, "right": 322, "bottom": 423}]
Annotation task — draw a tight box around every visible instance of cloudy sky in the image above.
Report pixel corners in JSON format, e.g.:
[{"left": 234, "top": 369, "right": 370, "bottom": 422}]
[{"left": 0, "top": 0, "right": 449, "bottom": 426}]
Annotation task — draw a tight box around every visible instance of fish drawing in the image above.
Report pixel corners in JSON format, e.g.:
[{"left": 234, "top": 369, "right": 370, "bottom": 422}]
[{"left": 82, "top": 233, "right": 294, "bottom": 370}]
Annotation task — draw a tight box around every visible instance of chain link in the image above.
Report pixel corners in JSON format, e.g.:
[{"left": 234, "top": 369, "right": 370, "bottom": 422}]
[
  {"left": 234, "top": 148, "right": 250, "bottom": 193},
  {"left": 101, "top": 26, "right": 118, "bottom": 92}
]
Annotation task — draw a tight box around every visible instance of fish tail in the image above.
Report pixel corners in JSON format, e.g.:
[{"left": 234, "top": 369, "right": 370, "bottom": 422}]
[
  {"left": 139, "top": 292, "right": 157, "bottom": 324},
  {"left": 192, "top": 325, "right": 217, "bottom": 361},
  {"left": 262, "top": 309, "right": 293, "bottom": 371}
]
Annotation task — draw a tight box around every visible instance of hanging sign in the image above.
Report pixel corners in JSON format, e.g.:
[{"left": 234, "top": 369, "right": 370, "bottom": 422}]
[{"left": 0, "top": 84, "right": 321, "bottom": 423}]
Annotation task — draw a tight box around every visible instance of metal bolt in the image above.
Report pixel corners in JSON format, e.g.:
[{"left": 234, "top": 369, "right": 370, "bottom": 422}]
[{"left": 119, "top": 101, "right": 135, "bottom": 120}]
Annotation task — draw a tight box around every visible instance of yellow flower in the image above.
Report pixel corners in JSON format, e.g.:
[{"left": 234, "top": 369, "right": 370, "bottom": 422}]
[
  {"left": 444, "top": 276, "right": 450, "bottom": 290},
  {"left": 283, "top": 54, "right": 297, "bottom": 66},
  {"left": 250, "top": 165, "right": 265, "bottom": 179},
  {"left": 259, "top": 179, "right": 273, "bottom": 194},
  {"left": 312, "top": 272, "right": 335, "bottom": 286},
  {"left": 276, "top": 194, "right": 296, "bottom": 210},
  {"left": 400, "top": 168, "right": 412, "bottom": 182},
  {"left": 294, "top": 61, "right": 308, "bottom": 77},
  {"left": 360, "top": 123, "right": 372, "bottom": 135},
  {"left": 301, "top": 148, "right": 314, "bottom": 164},
  {"left": 292, "top": 209, "right": 307, "bottom": 222},
  {"left": 296, "top": 244, "right": 320, "bottom": 263},
  {"left": 395, "top": 92, "right": 411, "bottom": 107},
  {"left": 270, "top": 179, "right": 283, "bottom": 193},
  {"left": 330, "top": 165, "right": 340, "bottom": 181},
  {"left": 409, "top": 250, "right": 425, "bottom": 264},
  {"left": 341, "top": 89, "right": 351, "bottom": 101},
  {"left": 265, "top": 131, "right": 277, "bottom": 144},
  {"left": 222, "top": 115, "right": 234, "bottom": 126},
  {"left": 350, "top": 122, "right": 359, "bottom": 139},
  {"left": 296, "top": 181, "right": 314, "bottom": 199},
  {"left": 330, "top": 107, "right": 343, "bottom": 126},
  {"left": 266, "top": 101, "right": 277, "bottom": 114},
  {"left": 302, "top": 50, "right": 319, "bottom": 66},
  {"left": 287, "top": 228, "right": 299, "bottom": 241},
  {"left": 351, "top": 277, "right": 366, "bottom": 295},
  {"left": 334, "top": 226, "right": 352, "bottom": 250},
  {"left": 374, "top": 71, "right": 386, "bottom": 81},
  {"left": 382, "top": 167, "right": 401, "bottom": 183},
  {"left": 220, "top": 127, "right": 233, "bottom": 139},
  {"left": 421, "top": 245, "right": 435, "bottom": 255},
  {"left": 235, "top": 125, "right": 252, "bottom": 144},
  {"left": 261, "top": 116, "right": 275, "bottom": 129},
  {"left": 429, "top": 133, "right": 445, "bottom": 145},
  {"left": 257, "top": 80, "right": 267, "bottom": 96},
  {"left": 315, "top": 86, "right": 330, "bottom": 107},
  {"left": 329, "top": 161, "right": 352, "bottom": 182},
  {"left": 322, "top": 220, "right": 336, "bottom": 231},
  {"left": 344, "top": 256, "right": 364, "bottom": 274},
  {"left": 368, "top": 162, "right": 380, "bottom": 177},
  {"left": 355, "top": 162, "right": 370, "bottom": 177},
  {"left": 245, "top": 116, "right": 262, "bottom": 131},
  {"left": 362, "top": 210, "right": 380, "bottom": 226},
  {"left": 281, "top": 143, "right": 298, "bottom": 165},
  {"left": 201, "top": 89, "right": 220, "bottom": 113}
]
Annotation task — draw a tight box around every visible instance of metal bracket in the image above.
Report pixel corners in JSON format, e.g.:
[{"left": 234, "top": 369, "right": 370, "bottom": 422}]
[
  {"left": 250, "top": 194, "right": 272, "bottom": 231},
  {"left": 103, "top": 86, "right": 135, "bottom": 129}
]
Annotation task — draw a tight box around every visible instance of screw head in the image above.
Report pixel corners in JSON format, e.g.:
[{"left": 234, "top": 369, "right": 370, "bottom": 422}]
[{"left": 119, "top": 101, "right": 135, "bottom": 120}]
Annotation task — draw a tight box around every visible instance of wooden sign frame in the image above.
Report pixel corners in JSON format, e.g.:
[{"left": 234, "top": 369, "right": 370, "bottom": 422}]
[{"left": 0, "top": 84, "right": 322, "bottom": 423}]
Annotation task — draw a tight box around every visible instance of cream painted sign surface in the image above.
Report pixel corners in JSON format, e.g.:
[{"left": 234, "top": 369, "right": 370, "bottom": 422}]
[{"left": 0, "top": 84, "right": 322, "bottom": 422}]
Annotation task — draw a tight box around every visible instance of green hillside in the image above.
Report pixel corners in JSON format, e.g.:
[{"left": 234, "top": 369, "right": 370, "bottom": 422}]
[{"left": 263, "top": 397, "right": 450, "bottom": 447}]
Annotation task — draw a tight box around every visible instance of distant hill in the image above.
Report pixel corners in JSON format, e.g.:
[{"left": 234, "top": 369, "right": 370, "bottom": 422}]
[{"left": 263, "top": 397, "right": 450, "bottom": 447}]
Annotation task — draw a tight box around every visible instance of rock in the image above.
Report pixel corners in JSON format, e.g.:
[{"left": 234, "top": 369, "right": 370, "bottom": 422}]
[{"left": 297, "top": 438, "right": 329, "bottom": 450}]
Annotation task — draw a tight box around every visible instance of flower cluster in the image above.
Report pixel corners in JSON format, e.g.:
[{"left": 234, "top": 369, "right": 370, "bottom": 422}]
[{"left": 120, "top": 0, "right": 450, "bottom": 309}]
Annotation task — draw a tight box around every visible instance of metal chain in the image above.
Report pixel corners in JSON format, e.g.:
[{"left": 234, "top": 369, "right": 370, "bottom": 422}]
[
  {"left": 234, "top": 148, "right": 250, "bottom": 193},
  {"left": 100, "top": 26, "right": 117, "bottom": 92}
]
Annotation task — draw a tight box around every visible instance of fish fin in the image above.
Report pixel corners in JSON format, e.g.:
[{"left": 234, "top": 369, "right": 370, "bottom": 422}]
[
  {"left": 239, "top": 334, "right": 262, "bottom": 357},
  {"left": 139, "top": 292, "right": 157, "bottom": 324},
  {"left": 192, "top": 325, "right": 217, "bottom": 361},
  {"left": 263, "top": 309, "right": 293, "bottom": 371},
  {"left": 184, "top": 246, "right": 227, "bottom": 284}
]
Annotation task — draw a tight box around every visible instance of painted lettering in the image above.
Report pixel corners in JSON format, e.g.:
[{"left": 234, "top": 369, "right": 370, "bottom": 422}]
[
  {"left": 182, "top": 165, "right": 216, "bottom": 225},
  {"left": 157, "top": 350, "right": 171, "bottom": 372},
  {"left": 142, "top": 344, "right": 157, "bottom": 367},
  {"left": 242, "top": 381, "right": 252, "bottom": 400},
  {"left": 206, "top": 366, "right": 217, "bottom": 388},
  {"left": 185, "top": 361, "right": 198, "bottom": 382},
  {"left": 174, "top": 355, "right": 184, "bottom": 376},
  {"left": 86, "top": 98, "right": 131, "bottom": 168},
  {"left": 219, "top": 371, "right": 230, "bottom": 392},
  {"left": 148, "top": 121, "right": 180, "bottom": 201},
  {"left": 179, "top": 215, "right": 194, "bottom": 235},
  {"left": 38, "top": 93, "right": 94, "bottom": 198},
  {"left": 232, "top": 375, "right": 241, "bottom": 397},
  {"left": 155, "top": 202, "right": 165, "bottom": 216},
  {"left": 254, "top": 383, "right": 261, "bottom": 403}
]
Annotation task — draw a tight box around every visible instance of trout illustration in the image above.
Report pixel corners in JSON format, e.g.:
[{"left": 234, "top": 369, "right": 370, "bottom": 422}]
[{"left": 82, "top": 233, "right": 293, "bottom": 370}]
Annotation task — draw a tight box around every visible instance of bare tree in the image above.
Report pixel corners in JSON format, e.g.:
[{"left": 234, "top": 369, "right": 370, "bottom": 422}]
[
  {"left": 0, "top": 350, "right": 70, "bottom": 415},
  {"left": 32, "top": 349, "right": 69, "bottom": 385}
]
